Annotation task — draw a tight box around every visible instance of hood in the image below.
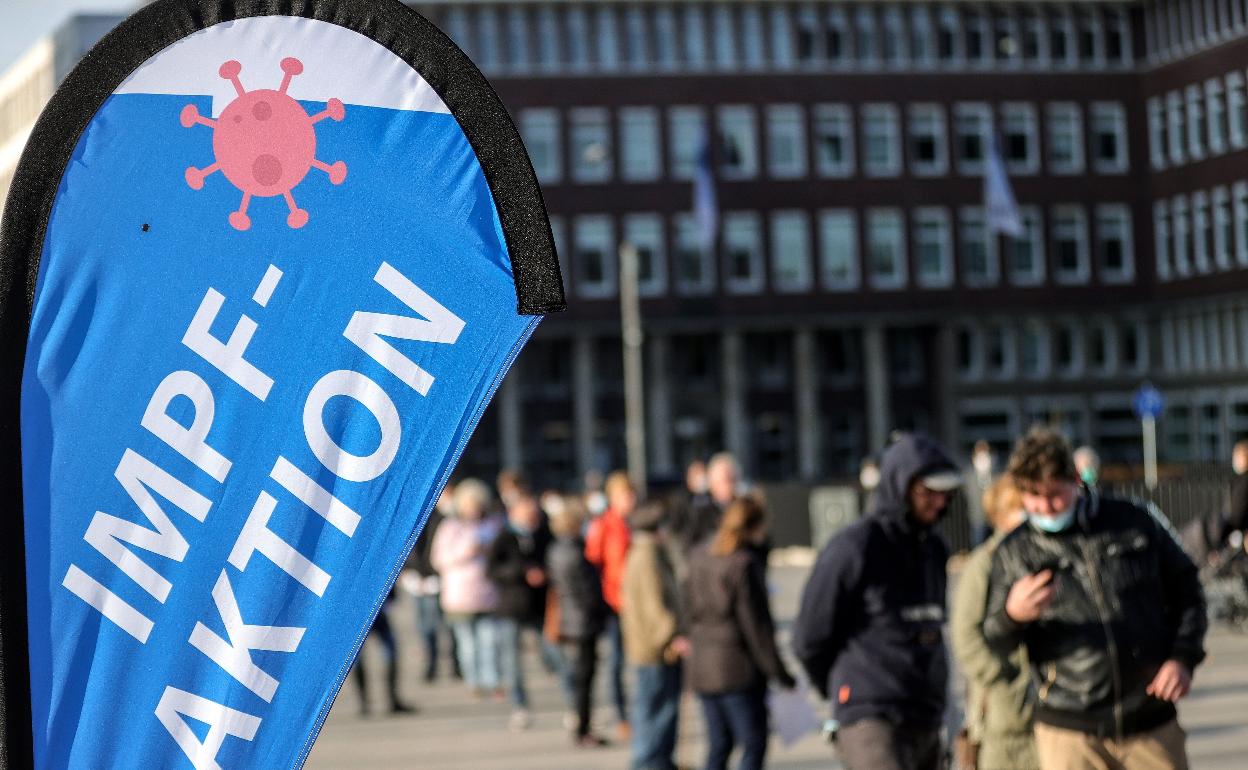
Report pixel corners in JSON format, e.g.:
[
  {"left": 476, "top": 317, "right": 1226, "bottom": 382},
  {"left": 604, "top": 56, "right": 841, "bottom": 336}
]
[{"left": 870, "top": 433, "right": 960, "bottom": 526}]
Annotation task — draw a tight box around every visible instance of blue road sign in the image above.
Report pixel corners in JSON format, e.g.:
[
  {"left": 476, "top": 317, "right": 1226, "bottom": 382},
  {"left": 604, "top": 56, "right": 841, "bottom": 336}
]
[{"left": 1133, "top": 384, "right": 1165, "bottom": 420}]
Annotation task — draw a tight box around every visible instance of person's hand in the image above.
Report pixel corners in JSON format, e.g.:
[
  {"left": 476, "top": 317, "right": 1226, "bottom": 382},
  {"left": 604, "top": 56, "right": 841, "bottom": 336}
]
[
  {"left": 1146, "top": 660, "right": 1192, "bottom": 702},
  {"left": 667, "top": 636, "right": 691, "bottom": 658},
  {"left": 525, "top": 566, "right": 546, "bottom": 587},
  {"left": 1005, "top": 570, "right": 1056, "bottom": 623}
]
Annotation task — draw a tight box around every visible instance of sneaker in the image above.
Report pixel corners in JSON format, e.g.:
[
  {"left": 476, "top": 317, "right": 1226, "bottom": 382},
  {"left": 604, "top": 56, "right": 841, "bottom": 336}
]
[
  {"left": 390, "top": 701, "right": 418, "bottom": 715},
  {"left": 508, "top": 708, "right": 532, "bottom": 732},
  {"left": 574, "top": 734, "right": 610, "bottom": 748}
]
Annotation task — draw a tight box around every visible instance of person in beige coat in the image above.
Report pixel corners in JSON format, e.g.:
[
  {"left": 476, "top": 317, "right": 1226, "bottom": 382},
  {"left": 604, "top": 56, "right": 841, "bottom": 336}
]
[
  {"left": 621, "top": 501, "right": 685, "bottom": 770},
  {"left": 951, "top": 474, "right": 1040, "bottom": 770}
]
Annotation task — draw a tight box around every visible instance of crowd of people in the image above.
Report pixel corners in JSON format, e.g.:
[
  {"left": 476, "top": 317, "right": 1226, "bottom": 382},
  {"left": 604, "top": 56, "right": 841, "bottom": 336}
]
[{"left": 348, "top": 427, "right": 1238, "bottom": 770}]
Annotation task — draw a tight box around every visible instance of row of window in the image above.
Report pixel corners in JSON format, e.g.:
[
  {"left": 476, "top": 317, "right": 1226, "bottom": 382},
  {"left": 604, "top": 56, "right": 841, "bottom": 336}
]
[
  {"left": 1143, "top": 0, "right": 1248, "bottom": 67},
  {"left": 520, "top": 100, "right": 1130, "bottom": 185},
  {"left": 1159, "top": 301, "right": 1248, "bottom": 375},
  {"left": 1153, "top": 182, "right": 1248, "bottom": 281},
  {"left": 1147, "top": 69, "right": 1248, "bottom": 171},
  {"left": 956, "top": 316, "right": 1147, "bottom": 382},
  {"left": 553, "top": 203, "right": 1135, "bottom": 299},
  {"left": 959, "top": 389, "right": 1248, "bottom": 464},
  {"left": 432, "top": 1, "right": 1134, "bottom": 77}
]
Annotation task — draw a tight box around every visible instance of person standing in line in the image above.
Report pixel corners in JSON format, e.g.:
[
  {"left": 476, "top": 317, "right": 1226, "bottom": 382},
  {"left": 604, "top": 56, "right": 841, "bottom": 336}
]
[
  {"left": 1229, "top": 439, "right": 1248, "bottom": 533},
  {"left": 684, "top": 496, "right": 796, "bottom": 770},
  {"left": 679, "top": 453, "right": 742, "bottom": 554},
  {"left": 1072, "top": 446, "right": 1101, "bottom": 488},
  {"left": 791, "top": 432, "right": 962, "bottom": 770},
  {"left": 585, "top": 470, "right": 634, "bottom": 739},
  {"left": 431, "top": 478, "right": 502, "bottom": 699},
  {"left": 950, "top": 475, "right": 1039, "bottom": 770},
  {"left": 622, "top": 500, "right": 686, "bottom": 770},
  {"left": 984, "top": 428, "right": 1206, "bottom": 770},
  {"left": 351, "top": 590, "right": 416, "bottom": 716},
  {"left": 487, "top": 490, "right": 552, "bottom": 731},
  {"left": 664, "top": 459, "right": 710, "bottom": 577},
  {"left": 405, "top": 486, "right": 460, "bottom": 683},
  {"left": 547, "top": 503, "right": 612, "bottom": 749}
]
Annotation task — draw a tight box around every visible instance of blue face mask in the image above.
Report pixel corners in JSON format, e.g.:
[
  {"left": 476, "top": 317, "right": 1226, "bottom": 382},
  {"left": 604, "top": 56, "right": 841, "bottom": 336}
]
[{"left": 1029, "top": 508, "right": 1076, "bottom": 534}]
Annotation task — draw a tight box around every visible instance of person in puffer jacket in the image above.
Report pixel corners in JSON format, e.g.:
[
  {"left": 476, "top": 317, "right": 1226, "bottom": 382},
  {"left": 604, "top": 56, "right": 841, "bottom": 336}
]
[
  {"left": 792, "top": 432, "right": 962, "bottom": 770},
  {"left": 984, "top": 428, "right": 1206, "bottom": 770}
]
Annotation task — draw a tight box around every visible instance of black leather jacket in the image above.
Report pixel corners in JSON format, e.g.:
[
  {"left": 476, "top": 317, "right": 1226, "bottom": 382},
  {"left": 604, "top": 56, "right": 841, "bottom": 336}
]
[{"left": 983, "top": 490, "right": 1206, "bottom": 738}]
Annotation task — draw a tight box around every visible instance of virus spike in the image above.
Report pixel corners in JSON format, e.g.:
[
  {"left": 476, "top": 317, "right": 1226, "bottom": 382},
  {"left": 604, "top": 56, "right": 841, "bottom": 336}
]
[
  {"left": 185, "top": 162, "right": 220, "bottom": 190},
  {"left": 229, "top": 192, "right": 252, "bottom": 231},
  {"left": 284, "top": 191, "right": 309, "bottom": 229},
  {"left": 279, "top": 57, "right": 304, "bottom": 95},
  {"left": 179, "top": 104, "right": 217, "bottom": 129},
  {"left": 310, "top": 98, "right": 345, "bottom": 124},
  {"left": 312, "top": 159, "right": 348, "bottom": 185},
  {"left": 219, "top": 60, "right": 245, "bottom": 97}
]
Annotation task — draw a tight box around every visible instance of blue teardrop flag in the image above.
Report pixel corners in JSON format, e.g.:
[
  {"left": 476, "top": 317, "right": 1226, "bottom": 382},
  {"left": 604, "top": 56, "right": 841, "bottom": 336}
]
[{"left": 0, "top": 2, "right": 564, "bottom": 768}]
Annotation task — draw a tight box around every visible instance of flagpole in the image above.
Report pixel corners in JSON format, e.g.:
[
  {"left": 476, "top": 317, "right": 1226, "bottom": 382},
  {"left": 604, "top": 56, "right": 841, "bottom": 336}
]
[{"left": 619, "top": 241, "right": 647, "bottom": 497}]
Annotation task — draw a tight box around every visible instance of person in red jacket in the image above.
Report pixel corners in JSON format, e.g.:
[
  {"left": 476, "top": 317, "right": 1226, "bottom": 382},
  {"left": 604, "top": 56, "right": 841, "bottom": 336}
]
[{"left": 585, "top": 470, "right": 634, "bottom": 738}]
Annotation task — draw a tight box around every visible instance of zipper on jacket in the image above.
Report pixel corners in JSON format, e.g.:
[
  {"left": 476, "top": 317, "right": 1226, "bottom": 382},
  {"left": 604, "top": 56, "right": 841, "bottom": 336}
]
[{"left": 1081, "top": 539, "right": 1125, "bottom": 740}]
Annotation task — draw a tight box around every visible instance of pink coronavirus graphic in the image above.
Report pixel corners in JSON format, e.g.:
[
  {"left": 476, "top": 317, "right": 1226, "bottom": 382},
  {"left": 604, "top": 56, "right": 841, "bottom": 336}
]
[{"left": 180, "top": 57, "right": 347, "bottom": 231}]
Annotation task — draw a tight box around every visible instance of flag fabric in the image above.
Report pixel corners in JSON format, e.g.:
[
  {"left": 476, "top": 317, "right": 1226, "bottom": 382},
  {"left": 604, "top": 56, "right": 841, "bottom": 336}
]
[
  {"left": 983, "top": 134, "right": 1024, "bottom": 238},
  {"left": 693, "top": 129, "right": 719, "bottom": 255},
  {"left": 0, "top": 2, "right": 563, "bottom": 768}
]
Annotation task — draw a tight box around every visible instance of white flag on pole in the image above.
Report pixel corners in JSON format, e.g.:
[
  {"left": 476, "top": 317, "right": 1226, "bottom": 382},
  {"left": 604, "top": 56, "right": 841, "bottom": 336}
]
[{"left": 984, "top": 135, "right": 1024, "bottom": 237}]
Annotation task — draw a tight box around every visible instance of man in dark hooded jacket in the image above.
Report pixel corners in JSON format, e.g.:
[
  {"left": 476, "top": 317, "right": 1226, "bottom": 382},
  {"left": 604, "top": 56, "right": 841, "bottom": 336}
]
[{"left": 792, "top": 432, "right": 962, "bottom": 770}]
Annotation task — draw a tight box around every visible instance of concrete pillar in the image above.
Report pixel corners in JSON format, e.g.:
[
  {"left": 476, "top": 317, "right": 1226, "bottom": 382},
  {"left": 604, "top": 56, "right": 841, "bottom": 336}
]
[
  {"left": 498, "top": 372, "right": 523, "bottom": 473},
  {"left": 863, "top": 322, "right": 892, "bottom": 453},
  {"left": 721, "top": 330, "right": 748, "bottom": 463},
  {"left": 935, "top": 323, "right": 960, "bottom": 450},
  {"left": 794, "top": 327, "right": 820, "bottom": 480},
  {"left": 647, "top": 334, "right": 676, "bottom": 477},
  {"left": 572, "top": 334, "right": 596, "bottom": 479}
]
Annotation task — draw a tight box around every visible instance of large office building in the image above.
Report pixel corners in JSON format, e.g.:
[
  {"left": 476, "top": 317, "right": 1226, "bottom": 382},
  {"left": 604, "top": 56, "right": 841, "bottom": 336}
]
[{"left": 3, "top": 2, "right": 1248, "bottom": 487}]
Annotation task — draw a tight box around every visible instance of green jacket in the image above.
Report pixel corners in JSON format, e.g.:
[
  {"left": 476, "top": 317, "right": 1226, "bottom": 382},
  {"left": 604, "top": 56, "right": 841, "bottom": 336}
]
[{"left": 951, "top": 532, "right": 1039, "bottom": 770}]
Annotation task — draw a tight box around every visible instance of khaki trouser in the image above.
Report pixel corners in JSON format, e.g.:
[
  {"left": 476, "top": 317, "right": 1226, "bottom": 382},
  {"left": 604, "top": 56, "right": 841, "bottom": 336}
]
[{"left": 1034, "top": 719, "right": 1189, "bottom": 770}]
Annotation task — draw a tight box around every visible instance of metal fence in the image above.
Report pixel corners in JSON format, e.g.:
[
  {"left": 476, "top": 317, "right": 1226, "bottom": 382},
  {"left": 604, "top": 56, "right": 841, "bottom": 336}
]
[{"left": 786, "top": 475, "right": 1234, "bottom": 554}]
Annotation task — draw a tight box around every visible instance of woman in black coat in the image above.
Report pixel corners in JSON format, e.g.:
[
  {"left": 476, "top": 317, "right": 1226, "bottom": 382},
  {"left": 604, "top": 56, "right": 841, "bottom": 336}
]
[
  {"left": 684, "top": 496, "right": 794, "bottom": 770},
  {"left": 546, "top": 503, "right": 610, "bottom": 748}
]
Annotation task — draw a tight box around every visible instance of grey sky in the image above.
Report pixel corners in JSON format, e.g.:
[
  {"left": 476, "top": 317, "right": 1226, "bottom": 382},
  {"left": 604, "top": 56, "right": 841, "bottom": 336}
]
[{"left": 0, "top": 0, "right": 131, "bottom": 72}]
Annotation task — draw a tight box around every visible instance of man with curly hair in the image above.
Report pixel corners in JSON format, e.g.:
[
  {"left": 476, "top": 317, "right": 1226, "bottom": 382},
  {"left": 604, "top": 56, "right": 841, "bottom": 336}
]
[{"left": 983, "top": 427, "right": 1206, "bottom": 770}]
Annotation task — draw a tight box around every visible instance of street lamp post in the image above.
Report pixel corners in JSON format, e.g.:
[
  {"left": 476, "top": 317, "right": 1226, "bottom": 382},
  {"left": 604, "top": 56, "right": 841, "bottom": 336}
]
[{"left": 619, "top": 241, "right": 647, "bottom": 497}]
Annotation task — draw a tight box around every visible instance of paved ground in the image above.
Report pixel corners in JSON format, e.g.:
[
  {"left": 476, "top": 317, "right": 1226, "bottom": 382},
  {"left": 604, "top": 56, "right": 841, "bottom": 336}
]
[{"left": 306, "top": 564, "right": 1248, "bottom": 769}]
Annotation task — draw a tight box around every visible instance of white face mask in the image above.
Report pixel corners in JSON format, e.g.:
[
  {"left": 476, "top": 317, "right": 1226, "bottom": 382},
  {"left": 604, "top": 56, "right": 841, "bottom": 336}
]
[
  {"left": 1028, "top": 503, "right": 1077, "bottom": 534},
  {"left": 973, "top": 451, "right": 992, "bottom": 476},
  {"left": 860, "top": 465, "right": 881, "bottom": 489}
]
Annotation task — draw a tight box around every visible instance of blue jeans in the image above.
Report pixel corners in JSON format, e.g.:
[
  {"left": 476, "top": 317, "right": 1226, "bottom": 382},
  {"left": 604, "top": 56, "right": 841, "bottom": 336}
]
[
  {"left": 606, "top": 612, "right": 628, "bottom": 721},
  {"left": 451, "top": 614, "right": 499, "bottom": 690},
  {"left": 631, "top": 663, "right": 682, "bottom": 770},
  {"left": 496, "top": 617, "right": 529, "bottom": 708},
  {"left": 415, "top": 593, "right": 443, "bottom": 680},
  {"left": 698, "top": 687, "right": 768, "bottom": 770}
]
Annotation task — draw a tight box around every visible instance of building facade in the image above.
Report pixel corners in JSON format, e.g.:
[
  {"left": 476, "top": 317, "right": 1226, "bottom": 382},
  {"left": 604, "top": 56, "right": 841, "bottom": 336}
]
[{"left": 3, "top": 2, "right": 1248, "bottom": 487}]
